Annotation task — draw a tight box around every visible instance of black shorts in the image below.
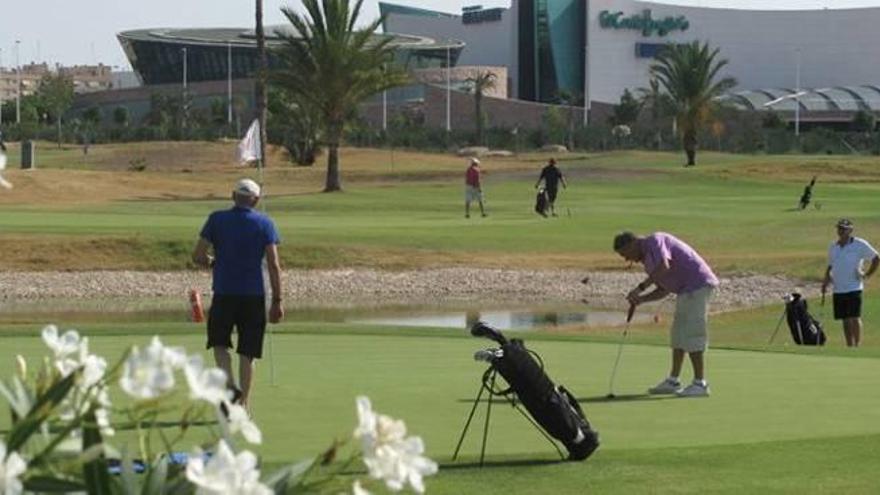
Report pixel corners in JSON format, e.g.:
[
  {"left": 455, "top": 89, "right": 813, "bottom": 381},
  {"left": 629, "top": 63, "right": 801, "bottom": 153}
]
[
  {"left": 207, "top": 294, "right": 267, "bottom": 358},
  {"left": 546, "top": 187, "right": 559, "bottom": 203},
  {"left": 833, "top": 291, "right": 862, "bottom": 320}
]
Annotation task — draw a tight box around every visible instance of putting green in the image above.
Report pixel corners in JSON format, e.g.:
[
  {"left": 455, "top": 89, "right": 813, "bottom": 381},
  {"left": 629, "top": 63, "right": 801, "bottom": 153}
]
[{"left": 3, "top": 329, "right": 878, "bottom": 465}]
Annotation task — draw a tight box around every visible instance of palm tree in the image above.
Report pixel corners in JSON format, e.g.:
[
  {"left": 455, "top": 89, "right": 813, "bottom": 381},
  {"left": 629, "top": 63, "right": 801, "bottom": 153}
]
[
  {"left": 465, "top": 70, "right": 496, "bottom": 146},
  {"left": 272, "top": 0, "right": 409, "bottom": 191},
  {"left": 650, "top": 41, "right": 736, "bottom": 166},
  {"left": 255, "top": 0, "right": 269, "bottom": 173},
  {"left": 555, "top": 89, "right": 583, "bottom": 151},
  {"left": 636, "top": 78, "right": 671, "bottom": 150}
]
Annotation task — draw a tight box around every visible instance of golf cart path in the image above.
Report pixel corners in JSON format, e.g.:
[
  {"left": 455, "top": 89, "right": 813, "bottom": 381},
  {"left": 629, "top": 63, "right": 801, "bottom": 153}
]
[{"left": 0, "top": 269, "right": 816, "bottom": 311}]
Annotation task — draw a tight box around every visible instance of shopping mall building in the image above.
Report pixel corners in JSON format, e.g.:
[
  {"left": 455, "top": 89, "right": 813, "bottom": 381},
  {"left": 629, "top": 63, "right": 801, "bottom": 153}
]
[
  {"left": 92, "top": 1, "right": 880, "bottom": 129},
  {"left": 381, "top": 0, "right": 880, "bottom": 115}
]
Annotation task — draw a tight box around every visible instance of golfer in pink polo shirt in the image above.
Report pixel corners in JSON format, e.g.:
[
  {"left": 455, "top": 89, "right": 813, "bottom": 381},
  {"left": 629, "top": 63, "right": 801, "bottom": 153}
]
[{"left": 613, "top": 231, "right": 719, "bottom": 397}]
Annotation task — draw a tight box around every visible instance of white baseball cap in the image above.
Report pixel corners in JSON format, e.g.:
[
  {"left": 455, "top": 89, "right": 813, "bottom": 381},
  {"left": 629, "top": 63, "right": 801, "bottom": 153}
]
[
  {"left": 234, "top": 178, "right": 261, "bottom": 197},
  {"left": 470, "top": 157, "right": 481, "bottom": 165}
]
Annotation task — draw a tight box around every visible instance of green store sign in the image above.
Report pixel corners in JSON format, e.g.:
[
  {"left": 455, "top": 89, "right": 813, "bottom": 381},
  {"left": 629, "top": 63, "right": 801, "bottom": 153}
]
[{"left": 599, "top": 9, "right": 689, "bottom": 37}]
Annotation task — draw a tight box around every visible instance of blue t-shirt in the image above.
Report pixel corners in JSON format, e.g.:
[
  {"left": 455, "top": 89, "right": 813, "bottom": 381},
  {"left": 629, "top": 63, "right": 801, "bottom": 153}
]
[{"left": 200, "top": 206, "right": 281, "bottom": 295}]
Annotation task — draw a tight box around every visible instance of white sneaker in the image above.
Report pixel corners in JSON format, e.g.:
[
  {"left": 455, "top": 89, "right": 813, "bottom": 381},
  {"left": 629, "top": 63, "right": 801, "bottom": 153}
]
[
  {"left": 676, "top": 382, "right": 710, "bottom": 398},
  {"left": 648, "top": 378, "right": 681, "bottom": 395}
]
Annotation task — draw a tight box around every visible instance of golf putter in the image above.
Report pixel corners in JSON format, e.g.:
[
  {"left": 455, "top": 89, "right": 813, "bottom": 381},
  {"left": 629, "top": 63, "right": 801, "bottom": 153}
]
[{"left": 606, "top": 304, "right": 636, "bottom": 399}]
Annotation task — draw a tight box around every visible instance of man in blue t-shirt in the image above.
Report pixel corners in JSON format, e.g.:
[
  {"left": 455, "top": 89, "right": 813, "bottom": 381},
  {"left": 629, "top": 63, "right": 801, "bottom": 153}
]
[{"left": 192, "top": 178, "right": 284, "bottom": 408}]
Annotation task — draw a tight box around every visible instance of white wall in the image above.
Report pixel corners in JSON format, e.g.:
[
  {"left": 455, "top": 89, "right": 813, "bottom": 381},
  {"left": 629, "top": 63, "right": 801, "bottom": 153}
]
[
  {"left": 587, "top": 0, "right": 880, "bottom": 103},
  {"left": 383, "top": 7, "right": 519, "bottom": 97}
]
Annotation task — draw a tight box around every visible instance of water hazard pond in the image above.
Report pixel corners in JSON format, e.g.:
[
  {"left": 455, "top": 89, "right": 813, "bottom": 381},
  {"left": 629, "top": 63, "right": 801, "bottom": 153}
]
[{"left": 0, "top": 297, "right": 660, "bottom": 331}]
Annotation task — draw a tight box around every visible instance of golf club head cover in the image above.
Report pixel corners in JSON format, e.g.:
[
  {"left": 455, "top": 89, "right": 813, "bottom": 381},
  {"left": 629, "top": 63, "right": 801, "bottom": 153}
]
[
  {"left": 473, "top": 349, "right": 504, "bottom": 362},
  {"left": 470, "top": 321, "right": 508, "bottom": 345}
]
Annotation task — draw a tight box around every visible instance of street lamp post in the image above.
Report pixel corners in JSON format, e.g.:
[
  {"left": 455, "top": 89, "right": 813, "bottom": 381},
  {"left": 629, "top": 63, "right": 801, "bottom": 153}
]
[
  {"left": 446, "top": 46, "right": 451, "bottom": 132},
  {"left": 181, "top": 47, "right": 188, "bottom": 128},
  {"left": 0, "top": 48, "right": 4, "bottom": 127},
  {"left": 227, "top": 42, "right": 233, "bottom": 125},
  {"left": 181, "top": 47, "right": 188, "bottom": 90},
  {"left": 16, "top": 40, "right": 21, "bottom": 124},
  {"left": 795, "top": 48, "right": 801, "bottom": 137}
]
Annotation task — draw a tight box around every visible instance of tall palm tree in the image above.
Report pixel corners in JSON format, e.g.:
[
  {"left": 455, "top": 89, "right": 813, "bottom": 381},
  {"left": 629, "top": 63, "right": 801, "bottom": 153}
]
[
  {"left": 272, "top": 0, "right": 409, "bottom": 191},
  {"left": 465, "top": 70, "right": 496, "bottom": 146},
  {"left": 255, "top": 0, "right": 268, "bottom": 174},
  {"left": 636, "top": 78, "right": 671, "bottom": 150},
  {"left": 650, "top": 41, "right": 736, "bottom": 166}
]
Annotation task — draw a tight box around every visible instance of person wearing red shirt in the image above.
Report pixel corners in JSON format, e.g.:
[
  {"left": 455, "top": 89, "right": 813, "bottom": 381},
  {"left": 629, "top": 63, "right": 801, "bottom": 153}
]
[{"left": 465, "top": 157, "right": 487, "bottom": 218}]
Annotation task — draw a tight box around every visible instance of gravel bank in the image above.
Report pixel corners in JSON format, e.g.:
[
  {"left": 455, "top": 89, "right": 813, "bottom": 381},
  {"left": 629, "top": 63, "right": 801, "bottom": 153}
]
[{"left": 0, "top": 269, "right": 817, "bottom": 312}]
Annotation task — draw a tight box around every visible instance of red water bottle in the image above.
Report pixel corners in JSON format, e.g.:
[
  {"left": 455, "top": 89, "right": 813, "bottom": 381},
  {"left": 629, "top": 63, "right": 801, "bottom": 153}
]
[{"left": 189, "top": 289, "right": 205, "bottom": 323}]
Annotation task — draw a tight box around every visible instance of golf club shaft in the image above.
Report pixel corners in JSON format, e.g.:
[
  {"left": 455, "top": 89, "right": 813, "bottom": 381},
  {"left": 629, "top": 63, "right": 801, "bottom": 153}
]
[{"left": 607, "top": 309, "right": 634, "bottom": 396}]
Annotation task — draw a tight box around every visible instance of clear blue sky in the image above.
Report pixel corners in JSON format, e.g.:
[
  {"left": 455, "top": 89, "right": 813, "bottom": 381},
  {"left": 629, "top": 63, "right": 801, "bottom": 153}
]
[{"left": 2, "top": 0, "right": 880, "bottom": 68}]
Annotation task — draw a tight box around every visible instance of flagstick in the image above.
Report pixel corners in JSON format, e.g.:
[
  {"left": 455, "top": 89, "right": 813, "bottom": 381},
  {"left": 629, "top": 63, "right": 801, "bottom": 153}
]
[{"left": 255, "top": 0, "right": 276, "bottom": 387}]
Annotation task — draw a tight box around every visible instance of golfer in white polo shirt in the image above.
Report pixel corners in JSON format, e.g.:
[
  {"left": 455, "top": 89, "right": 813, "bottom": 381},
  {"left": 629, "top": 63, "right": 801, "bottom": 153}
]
[{"left": 821, "top": 218, "right": 879, "bottom": 347}]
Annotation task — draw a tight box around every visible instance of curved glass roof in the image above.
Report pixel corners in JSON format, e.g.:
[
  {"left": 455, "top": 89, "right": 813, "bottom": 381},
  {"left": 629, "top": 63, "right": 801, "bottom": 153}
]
[
  {"left": 118, "top": 27, "right": 465, "bottom": 52},
  {"left": 847, "top": 86, "right": 880, "bottom": 111},
  {"left": 726, "top": 86, "right": 880, "bottom": 112},
  {"left": 815, "top": 88, "right": 861, "bottom": 111}
]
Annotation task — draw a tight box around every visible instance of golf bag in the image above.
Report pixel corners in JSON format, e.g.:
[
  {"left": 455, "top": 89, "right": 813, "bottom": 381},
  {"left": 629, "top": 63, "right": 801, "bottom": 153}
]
[
  {"left": 785, "top": 293, "right": 826, "bottom": 345},
  {"left": 535, "top": 188, "right": 549, "bottom": 217},
  {"left": 472, "top": 323, "right": 599, "bottom": 460}
]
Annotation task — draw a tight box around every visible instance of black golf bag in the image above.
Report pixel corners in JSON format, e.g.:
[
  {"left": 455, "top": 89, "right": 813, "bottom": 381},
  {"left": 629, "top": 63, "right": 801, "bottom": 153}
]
[
  {"left": 785, "top": 293, "right": 826, "bottom": 345},
  {"left": 472, "top": 322, "right": 599, "bottom": 461},
  {"left": 535, "top": 188, "right": 549, "bottom": 217}
]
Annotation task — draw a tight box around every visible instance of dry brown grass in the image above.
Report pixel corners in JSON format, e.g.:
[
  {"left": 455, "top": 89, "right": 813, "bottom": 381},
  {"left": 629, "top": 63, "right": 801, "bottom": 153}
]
[{"left": 0, "top": 141, "right": 585, "bottom": 207}]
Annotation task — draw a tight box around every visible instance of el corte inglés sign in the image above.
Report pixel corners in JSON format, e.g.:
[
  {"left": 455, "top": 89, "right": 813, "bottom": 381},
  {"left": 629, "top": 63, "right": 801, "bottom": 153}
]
[{"left": 599, "top": 9, "right": 689, "bottom": 37}]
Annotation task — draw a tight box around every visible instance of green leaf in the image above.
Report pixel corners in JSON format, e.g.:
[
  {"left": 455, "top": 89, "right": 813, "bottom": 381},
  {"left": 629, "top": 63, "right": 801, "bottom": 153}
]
[
  {"left": 264, "top": 458, "right": 315, "bottom": 493},
  {"left": 5, "top": 371, "right": 78, "bottom": 452},
  {"left": 141, "top": 454, "right": 169, "bottom": 495},
  {"left": 23, "top": 475, "right": 86, "bottom": 492},
  {"left": 120, "top": 447, "right": 138, "bottom": 495},
  {"left": 82, "top": 408, "right": 114, "bottom": 495}
]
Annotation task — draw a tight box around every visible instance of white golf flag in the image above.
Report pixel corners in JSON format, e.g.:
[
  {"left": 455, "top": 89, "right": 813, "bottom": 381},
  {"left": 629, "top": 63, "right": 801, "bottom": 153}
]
[
  {"left": 236, "top": 119, "right": 261, "bottom": 165},
  {"left": 0, "top": 152, "right": 11, "bottom": 190}
]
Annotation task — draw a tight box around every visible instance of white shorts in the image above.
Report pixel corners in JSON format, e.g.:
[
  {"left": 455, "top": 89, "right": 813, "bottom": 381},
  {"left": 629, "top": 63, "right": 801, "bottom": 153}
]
[
  {"left": 670, "top": 286, "right": 714, "bottom": 352},
  {"left": 465, "top": 185, "right": 483, "bottom": 203}
]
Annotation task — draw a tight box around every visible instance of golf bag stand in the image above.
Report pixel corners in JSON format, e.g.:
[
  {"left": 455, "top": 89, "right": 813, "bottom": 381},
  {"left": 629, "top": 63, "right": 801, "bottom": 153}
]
[
  {"left": 769, "top": 293, "right": 826, "bottom": 346},
  {"left": 452, "top": 365, "right": 566, "bottom": 467},
  {"left": 454, "top": 322, "right": 600, "bottom": 465}
]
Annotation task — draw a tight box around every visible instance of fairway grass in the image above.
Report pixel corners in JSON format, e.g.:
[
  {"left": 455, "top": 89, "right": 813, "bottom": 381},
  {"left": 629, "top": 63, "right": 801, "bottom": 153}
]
[
  {"left": 1, "top": 325, "right": 879, "bottom": 493},
  {"left": 1, "top": 145, "right": 878, "bottom": 278}
]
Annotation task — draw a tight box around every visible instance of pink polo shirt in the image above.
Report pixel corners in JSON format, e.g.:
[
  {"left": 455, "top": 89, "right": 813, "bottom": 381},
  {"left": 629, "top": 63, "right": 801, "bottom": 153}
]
[{"left": 642, "top": 232, "right": 718, "bottom": 294}]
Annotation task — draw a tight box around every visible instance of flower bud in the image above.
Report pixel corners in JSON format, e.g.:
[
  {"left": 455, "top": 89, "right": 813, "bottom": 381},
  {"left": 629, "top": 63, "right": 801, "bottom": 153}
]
[{"left": 15, "top": 355, "right": 27, "bottom": 380}]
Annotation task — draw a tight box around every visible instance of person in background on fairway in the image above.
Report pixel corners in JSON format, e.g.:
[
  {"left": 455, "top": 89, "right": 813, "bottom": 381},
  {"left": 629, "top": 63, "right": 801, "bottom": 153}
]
[
  {"left": 192, "top": 178, "right": 284, "bottom": 409},
  {"left": 821, "top": 218, "right": 879, "bottom": 347},
  {"left": 534, "top": 158, "right": 567, "bottom": 216},
  {"left": 613, "top": 231, "right": 719, "bottom": 397},
  {"left": 465, "top": 157, "right": 487, "bottom": 218}
]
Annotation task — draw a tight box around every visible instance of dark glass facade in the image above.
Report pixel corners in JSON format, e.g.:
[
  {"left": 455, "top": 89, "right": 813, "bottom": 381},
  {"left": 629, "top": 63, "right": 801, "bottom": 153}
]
[{"left": 517, "top": 0, "right": 585, "bottom": 103}]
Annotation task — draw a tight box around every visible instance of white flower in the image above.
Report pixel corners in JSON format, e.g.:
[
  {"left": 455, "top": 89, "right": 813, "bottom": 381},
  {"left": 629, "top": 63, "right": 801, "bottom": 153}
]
[
  {"left": 186, "top": 440, "right": 271, "bottom": 495},
  {"left": 353, "top": 397, "right": 438, "bottom": 494},
  {"left": 224, "top": 403, "right": 262, "bottom": 445},
  {"left": 183, "top": 355, "right": 230, "bottom": 405},
  {"left": 352, "top": 480, "right": 371, "bottom": 495},
  {"left": 119, "top": 337, "right": 179, "bottom": 400},
  {"left": 42, "top": 326, "right": 85, "bottom": 378},
  {"left": 79, "top": 342, "right": 107, "bottom": 388},
  {"left": 41, "top": 325, "right": 82, "bottom": 358},
  {"left": 0, "top": 440, "right": 27, "bottom": 495}
]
